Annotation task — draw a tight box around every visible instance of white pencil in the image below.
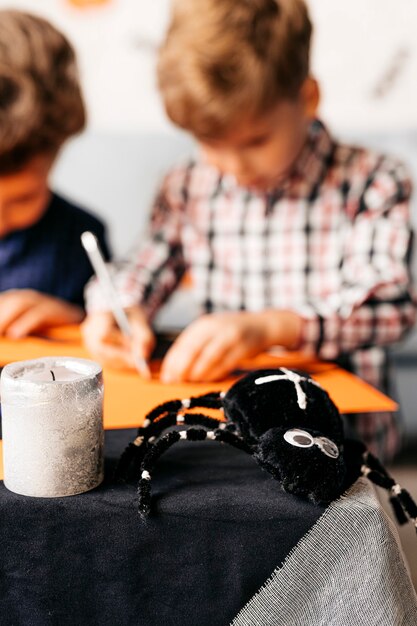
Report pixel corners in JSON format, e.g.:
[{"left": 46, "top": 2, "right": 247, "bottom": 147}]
[{"left": 81, "top": 231, "right": 151, "bottom": 379}]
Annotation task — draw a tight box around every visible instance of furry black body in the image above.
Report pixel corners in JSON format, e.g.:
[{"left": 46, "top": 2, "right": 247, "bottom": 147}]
[{"left": 115, "top": 368, "right": 417, "bottom": 532}]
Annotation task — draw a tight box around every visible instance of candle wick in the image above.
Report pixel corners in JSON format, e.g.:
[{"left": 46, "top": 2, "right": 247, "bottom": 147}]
[{"left": 50, "top": 370, "right": 56, "bottom": 381}]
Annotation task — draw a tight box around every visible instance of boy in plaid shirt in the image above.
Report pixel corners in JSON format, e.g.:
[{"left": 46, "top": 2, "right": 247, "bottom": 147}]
[{"left": 84, "top": 0, "right": 416, "bottom": 459}]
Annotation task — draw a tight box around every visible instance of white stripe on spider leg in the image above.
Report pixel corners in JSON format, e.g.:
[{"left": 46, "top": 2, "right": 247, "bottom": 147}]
[
  {"left": 391, "top": 484, "right": 402, "bottom": 496},
  {"left": 133, "top": 436, "right": 144, "bottom": 447},
  {"left": 177, "top": 415, "right": 185, "bottom": 425},
  {"left": 141, "top": 470, "right": 151, "bottom": 480},
  {"left": 142, "top": 419, "right": 151, "bottom": 428},
  {"left": 254, "top": 368, "right": 323, "bottom": 410},
  {"left": 178, "top": 429, "right": 217, "bottom": 440}
]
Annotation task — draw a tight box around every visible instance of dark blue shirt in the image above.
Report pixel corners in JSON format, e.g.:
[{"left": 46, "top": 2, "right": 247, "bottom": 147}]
[{"left": 0, "top": 192, "right": 111, "bottom": 308}]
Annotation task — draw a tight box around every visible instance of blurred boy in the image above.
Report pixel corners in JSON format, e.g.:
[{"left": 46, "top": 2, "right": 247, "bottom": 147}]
[
  {"left": 0, "top": 10, "right": 110, "bottom": 338},
  {"left": 83, "top": 0, "right": 415, "bottom": 458}
]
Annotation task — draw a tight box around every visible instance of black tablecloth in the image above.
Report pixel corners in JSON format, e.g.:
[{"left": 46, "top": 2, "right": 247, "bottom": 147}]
[{"left": 1, "top": 430, "right": 327, "bottom": 626}]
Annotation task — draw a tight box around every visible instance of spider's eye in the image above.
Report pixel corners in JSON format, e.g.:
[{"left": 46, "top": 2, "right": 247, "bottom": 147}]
[
  {"left": 315, "top": 436, "right": 340, "bottom": 459},
  {"left": 283, "top": 429, "right": 340, "bottom": 459},
  {"left": 283, "top": 429, "right": 314, "bottom": 448}
]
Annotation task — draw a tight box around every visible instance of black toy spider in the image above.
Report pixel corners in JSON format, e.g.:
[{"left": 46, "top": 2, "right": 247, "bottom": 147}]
[{"left": 115, "top": 367, "right": 417, "bottom": 531}]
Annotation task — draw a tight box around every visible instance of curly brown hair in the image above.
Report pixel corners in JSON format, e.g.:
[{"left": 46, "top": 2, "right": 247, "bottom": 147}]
[
  {"left": 0, "top": 10, "right": 86, "bottom": 173},
  {"left": 158, "top": 0, "right": 312, "bottom": 139}
]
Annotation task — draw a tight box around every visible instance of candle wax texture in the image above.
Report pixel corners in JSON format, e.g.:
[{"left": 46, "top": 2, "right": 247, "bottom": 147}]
[
  {"left": 16, "top": 363, "right": 86, "bottom": 382},
  {"left": 0, "top": 357, "right": 104, "bottom": 498}
]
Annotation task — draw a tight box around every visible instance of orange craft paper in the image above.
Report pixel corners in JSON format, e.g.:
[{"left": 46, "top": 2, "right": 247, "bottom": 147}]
[
  {"left": 0, "top": 331, "right": 397, "bottom": 425},
  {"left": 0, "top": 330, "right": 398, "bottom": 481}
]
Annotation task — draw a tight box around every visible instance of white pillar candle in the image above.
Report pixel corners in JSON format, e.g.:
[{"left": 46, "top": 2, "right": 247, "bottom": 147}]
[{"left": 1, "top": 357, "right": 104, "bottom": 498}]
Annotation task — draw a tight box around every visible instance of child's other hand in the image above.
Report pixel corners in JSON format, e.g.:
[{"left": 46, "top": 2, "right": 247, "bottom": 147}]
[
  {"left": 82, "top": 306, "right": 155, "bottom": 371},
  {"left": 0, "top": 289, "right": 84, "bottom": 338},
  {"left": 160, "top": 310, "right": 302, "bottom": 383}
]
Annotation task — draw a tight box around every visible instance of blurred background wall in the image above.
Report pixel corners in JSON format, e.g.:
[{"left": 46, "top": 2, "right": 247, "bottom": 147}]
[
  {"left": 1, "top": 0, "right": 415, "bottom": 248},
  {"left": 2, "top": 1, "right": 416, "bottom": 134},
  {"left": 1, "top": 0, "right": 415, "bottom": 247},
  {"left": 1, "top": 0, "right": 417, "bottom": 433}
]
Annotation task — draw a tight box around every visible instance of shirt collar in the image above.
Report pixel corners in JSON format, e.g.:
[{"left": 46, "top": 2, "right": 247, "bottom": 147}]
[{"left": 290, "top": 119, "right": 336, "bottom": 196}]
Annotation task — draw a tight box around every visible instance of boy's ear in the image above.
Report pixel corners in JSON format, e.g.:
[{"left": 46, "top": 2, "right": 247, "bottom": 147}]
[{"left": 300, "top": 77, "right": 320, "bottom": 120}]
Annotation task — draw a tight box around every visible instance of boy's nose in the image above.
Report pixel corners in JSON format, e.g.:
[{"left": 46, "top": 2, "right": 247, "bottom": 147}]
[{"left": 220, "top": 154, "right": 251, "bottom": 181}]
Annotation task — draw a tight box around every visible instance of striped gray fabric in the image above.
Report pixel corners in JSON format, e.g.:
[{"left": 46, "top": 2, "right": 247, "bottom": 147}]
[{"left": 232, "top": 478, "right": 417, "bottom": 626}]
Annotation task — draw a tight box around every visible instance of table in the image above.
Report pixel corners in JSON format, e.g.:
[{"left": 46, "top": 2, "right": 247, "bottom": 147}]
[
  {"left": 1, "top": 329, "right": 414, "bottom": 625},
  {"left": 1, "top": 430, "right": 416, "bottom": 626}
]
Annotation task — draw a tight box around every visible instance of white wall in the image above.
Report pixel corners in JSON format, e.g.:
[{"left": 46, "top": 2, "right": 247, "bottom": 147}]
[
  {"left": 0, "top": 0, "right": 172, "bottom": 133},
  {"left": 2, "top": 0, "right": 417, "bottom": 253},
  {"left": 1, "top": 0, "right": 416, "bottom": 134},
  {"left": 309, "top": 0, "right": 417, "bottom": 132}
]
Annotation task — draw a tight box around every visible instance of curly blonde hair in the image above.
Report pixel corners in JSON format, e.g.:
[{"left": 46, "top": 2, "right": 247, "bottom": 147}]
[
  {"left": 0, "top": 10, "right": 86, "bottom": 172},
  {"left": 158, "top": 0, "right": 312, "bottom": 139}
]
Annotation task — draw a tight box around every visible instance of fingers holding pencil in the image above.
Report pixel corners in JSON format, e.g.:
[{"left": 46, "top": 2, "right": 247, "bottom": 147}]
[
  {"left": 124, "top": 306, "right": 155, "bottom": 378},
  {"left": 81, "top": 231, "right": 153, "bottom": 378},
  {"left": 82, "top": 307, "right": 155, "bottom": 376}
]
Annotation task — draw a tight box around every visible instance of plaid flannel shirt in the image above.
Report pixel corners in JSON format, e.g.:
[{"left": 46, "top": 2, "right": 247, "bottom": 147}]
[{"left": 86, "top": 120, "right": 416, "bottom": 459}]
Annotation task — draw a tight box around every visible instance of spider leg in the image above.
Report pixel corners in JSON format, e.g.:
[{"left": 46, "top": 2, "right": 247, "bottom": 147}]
[
  {"left": 147, "top": 411, "right": 235, "bottom": 442},
  {"left": 139, "top": 391, "right": 225, "bottom": 441},
  {"left": 361, "top": 452, "right": 417, "bottom": 532},
  {"left": 113, "top": 391, "right": 225, "bottom": 482},
  {"left": 113, "top": 401, "right": 183, "bottom": 481},
  {"left": 145, "top": 391, "right": 223, "bottom": 425},
  {"left": 138, "top": 427, "right": 253, "bottom": 518},
  {"left": 114, "top": 411, "right": 235, "bottom": 482},
  {"left": 113, "top": 413, "right": 177, "bottom": 483}
]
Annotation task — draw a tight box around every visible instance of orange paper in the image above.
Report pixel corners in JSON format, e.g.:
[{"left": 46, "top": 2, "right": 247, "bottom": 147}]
[
  {"left": 0, "top": 331, "right": 397, "bottom": 430},
  {"left": 0, "top": 330, "right": 399, "bottom": 481},
  {"left": 101, "top": 365, "right": 397, "bottom": 429}
]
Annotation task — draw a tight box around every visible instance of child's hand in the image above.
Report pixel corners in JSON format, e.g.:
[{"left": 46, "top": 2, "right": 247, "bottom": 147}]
[
  {"left": 160, "top": 310, "right": 302, "bottom": 383},
  {"left": 0, "top": 289, "right": 84, "bottom": 338},
  {"left": 82, "top": 306, "right": 155, "bottom": 371}
]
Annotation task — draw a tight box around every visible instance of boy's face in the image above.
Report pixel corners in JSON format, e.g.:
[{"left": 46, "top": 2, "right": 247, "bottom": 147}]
[
  {"left": 198, "top": 80, "right": 319, "bottom": 191},
  {"left": 0, "top": 155, "right": 52, "bottom": 238}
]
